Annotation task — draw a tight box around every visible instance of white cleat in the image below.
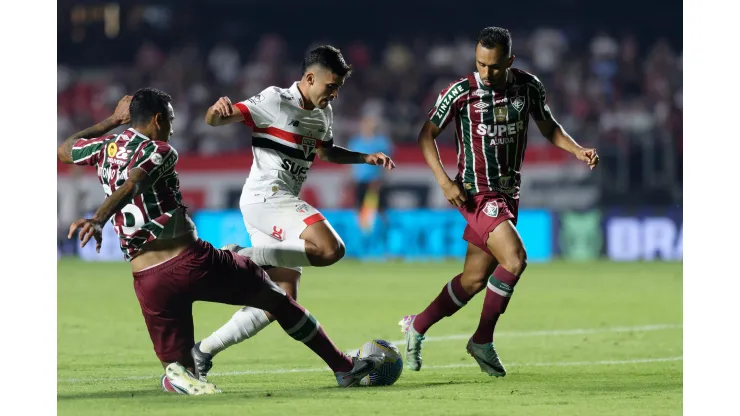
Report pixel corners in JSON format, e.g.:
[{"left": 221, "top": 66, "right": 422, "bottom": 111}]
[{"left": 164, "top": 362, "right": 222, "bottom": 395}]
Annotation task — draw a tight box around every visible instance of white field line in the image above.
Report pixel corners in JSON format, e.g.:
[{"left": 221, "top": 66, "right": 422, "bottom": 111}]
[{"left": 58, "top": 323, "right": 682, "bottom": 384}]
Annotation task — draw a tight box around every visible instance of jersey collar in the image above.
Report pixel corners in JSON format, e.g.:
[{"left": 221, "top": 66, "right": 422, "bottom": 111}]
[
  {"left": 474, "top": 70, "right": 514, "bottom": 91},
  {"left": 289, "top": 81, "right": 306, "bottom": 109}
]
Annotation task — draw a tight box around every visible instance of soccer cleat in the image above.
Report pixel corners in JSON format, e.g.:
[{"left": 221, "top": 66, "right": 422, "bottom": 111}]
[
  {"left": 190, "top": 342, "right": 213, "bottom": 382},
  {"left": 399, "top": 315, "right": 424, "bottom": 371},
  {"left": 164, "top": 362, "right": 222, "bottom": 395},
  {"left": 466, "top": 339, "right": 507, "bottom": 377},
  {"left": 335, "top": 353, "right": 385, "bottom": 387}
]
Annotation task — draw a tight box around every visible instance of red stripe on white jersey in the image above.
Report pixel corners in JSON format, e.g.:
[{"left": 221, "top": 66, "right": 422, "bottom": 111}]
[{"left": 234, "top": 103, "right": 256, "bottom": 127}]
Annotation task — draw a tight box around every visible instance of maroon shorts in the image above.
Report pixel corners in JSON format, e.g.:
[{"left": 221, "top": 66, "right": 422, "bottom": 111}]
[
  {"left": 132, "top": 239, "right": 269, "bottom": 362},
  {"left": 458, "top": 191, "right": 519, "bottom": 256}
]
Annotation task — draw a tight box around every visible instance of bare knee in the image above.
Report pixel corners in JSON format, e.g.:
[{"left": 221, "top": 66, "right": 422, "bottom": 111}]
[
  {"left": 460, "top": 272, "right": 488, "bottom": 295},
  {"left": 500, "top": 250, "right": 527, "bottom": 276},
  {"left": 313, "top": 238, "right": 345, "bottom": 266}
]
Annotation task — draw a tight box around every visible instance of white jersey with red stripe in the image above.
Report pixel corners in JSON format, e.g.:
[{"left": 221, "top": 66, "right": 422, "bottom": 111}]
[{"left": 234, "top": 82, "right": 334, "bottom": 204}]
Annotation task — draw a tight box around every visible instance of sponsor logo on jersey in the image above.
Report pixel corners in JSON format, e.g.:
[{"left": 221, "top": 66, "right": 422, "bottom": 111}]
[
  {"left": 281, "top": 159, "right": 309, "bottom": 183},
  {"left": 107, "top": 142, "right": 118, "bottom": 158},
  {"left": 107, "top": 142, "right": 133, "bottom": 166},
  {"left": 472, "top": 101, "right": 490, "bottom": 114},
  {"left": 289, "top": 119, "right": 300, "bottom": 127},
  {"left": 280, "top": 93, "right": 293, "bottom": 101},
  {"left": 296, "top": 203, "right": 309, "bottom": 213},
  {"left": 494, "top": 96, "right": 509, "bottom": 105},
  {"left": 476, "top": 121, "right": 525, "bottom": 138},
  {"left": 483, "top": 201, "right": 499, "bottom": 218},
  {"left": 472, "top": 89, "right": 488, "bottom": 97},
  {"left": 511, "top": 95, "right": 525, "bottom": 113},
  {"left": 433, "top": 84, "right": 466, "bottom": 120}
]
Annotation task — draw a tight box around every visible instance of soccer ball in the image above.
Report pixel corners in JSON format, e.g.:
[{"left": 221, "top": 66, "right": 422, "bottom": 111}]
[{"left": 354, "top": 339, "right": 403, "bottom": 386}]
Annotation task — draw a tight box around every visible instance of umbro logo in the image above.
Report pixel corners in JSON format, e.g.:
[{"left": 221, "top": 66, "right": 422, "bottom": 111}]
[{"left": 473, "top": 102, "right": 490, "bottom": 110}]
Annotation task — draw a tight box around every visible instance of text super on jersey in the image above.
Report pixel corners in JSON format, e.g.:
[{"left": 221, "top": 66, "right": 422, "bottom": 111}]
[
  {"left": 234, "top": 82, "right": 334, "bottom": 203},
  {"left": 70, "top": 128, "right": 188, "bottom": 260}
]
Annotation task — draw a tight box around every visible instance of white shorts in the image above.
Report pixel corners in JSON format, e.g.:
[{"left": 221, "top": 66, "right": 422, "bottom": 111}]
[{"left": 240, "top": 194, "right": 326, "bottom": 274}]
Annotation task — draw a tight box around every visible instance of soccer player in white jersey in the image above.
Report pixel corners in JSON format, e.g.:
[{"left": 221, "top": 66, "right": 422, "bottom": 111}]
[{"left": 190, "top": 45, "right": 396, "bottom": 380}]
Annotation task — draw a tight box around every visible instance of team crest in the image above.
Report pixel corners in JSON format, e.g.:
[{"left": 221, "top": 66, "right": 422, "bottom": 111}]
[
  {"left": 301, "top": 138, "right": 317, "bottom": 158},
  {"left": 107, "top": 142, "right": 118, "bottom": 158},
  {"left": 483, "top": 201, "right": 499, "bottom": 218},
  {"left": 511, "top": 95, "right": 525, "bottom": 113},
  {"left": 494, "top": 106, "right": 508, "bottom": 123}
]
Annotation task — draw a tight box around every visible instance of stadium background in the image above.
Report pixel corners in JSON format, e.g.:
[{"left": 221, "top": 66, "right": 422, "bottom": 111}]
[{"left": 56, "top": 0, "right": 683, "bottom": 265}]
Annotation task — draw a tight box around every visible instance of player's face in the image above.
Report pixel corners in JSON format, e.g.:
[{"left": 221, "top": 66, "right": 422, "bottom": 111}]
[
  {"left": 309, "top": 68, "right": 345, "bottom": 109},
  {"left": 156, "top": 103, "right": 175, "bottom": 141},
  {"left": 475, "top": 43, "right": 513, "bottom": 88}
]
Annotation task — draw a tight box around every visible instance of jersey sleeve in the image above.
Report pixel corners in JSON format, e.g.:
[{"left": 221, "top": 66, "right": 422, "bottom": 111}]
[
  {"left": 529, "top": 76, "right": 554, "bottom": 121},
  {"left": 70, "top": 136, "right": 110, "bottom": 166},
  {"left": 428, "top": 80, "right": 466, "bottom": 129},
  {"left": 234, "top": 87, "right": 281, "bottom": 128},
  {"left": 131, "top": 141, "right": 178, "bottom": 182}
]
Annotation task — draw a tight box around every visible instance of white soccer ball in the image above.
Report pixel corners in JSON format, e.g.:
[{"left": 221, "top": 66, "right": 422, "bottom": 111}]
[{"left": 354, "top": 339, "right": 403, "bottom": 386}]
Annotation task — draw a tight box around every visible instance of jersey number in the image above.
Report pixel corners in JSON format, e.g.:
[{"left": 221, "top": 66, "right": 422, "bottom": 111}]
[{"left": 101, "top": 184, "right": 146, "bottom": 235}]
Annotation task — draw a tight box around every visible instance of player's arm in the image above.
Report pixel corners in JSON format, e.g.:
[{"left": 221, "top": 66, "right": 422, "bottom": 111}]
[
  {"left": 57, "top": 95, "right": 132, "bottom": 164},
  {"left": 67, "top": 168, "right": 152, "bottom": 252},
  {"left": 316, "top": 142, "right": 395, "bottom": 169},
  {"left": 531, "top": 80, "right": 599, "bottom": 169},
  {"left": 204, "top": 96, "right": 244, "bottom": 126},
  {"left": 418, "top": 120, "right": 467, "bottom": 207}
]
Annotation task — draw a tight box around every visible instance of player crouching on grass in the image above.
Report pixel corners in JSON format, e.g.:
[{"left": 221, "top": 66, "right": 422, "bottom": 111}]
[{"left": 58, "top": 88, "right": 384, "bottom": 395}]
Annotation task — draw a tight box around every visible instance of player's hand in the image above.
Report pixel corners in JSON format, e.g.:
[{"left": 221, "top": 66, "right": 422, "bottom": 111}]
[
  {"left": 576, "top": 148, "right": 600, "bottom": 170},
  {"left": 211, "top": 97, "right": 235, "bottom": 117},
  {"left": 110, "top": 95, "right": 132, "bottom": 125},
  {"left": 68, "top": 218, "right": 104, "bottom": 253},
  {"left": 441, "top": 179, "right": 467, "bottom": 208},
  {"left": 364, "top": 152, "right": 396, "bottom": 171}
]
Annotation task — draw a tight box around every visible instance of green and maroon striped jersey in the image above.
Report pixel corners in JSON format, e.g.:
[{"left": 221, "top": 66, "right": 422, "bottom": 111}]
[
  {"left": 71, "top": 128, "right": 184, "bottom": 260},
  {"left": 428, "top": 68, "right": 553, "bottom": 198}
]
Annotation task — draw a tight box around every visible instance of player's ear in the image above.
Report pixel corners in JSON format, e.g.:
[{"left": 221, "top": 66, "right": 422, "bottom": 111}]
[
  {"left": 306, "top": 72, "right": 315, "bottom": 86},
  {"left": 152, "top": 113, "right": 162, "bottom": 128},
  {"left": 507, "top": 55, "right": 515, "bottom": 68}
]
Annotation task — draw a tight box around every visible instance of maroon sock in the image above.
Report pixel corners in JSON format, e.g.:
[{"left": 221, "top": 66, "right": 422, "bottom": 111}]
[
  {"left": 413, "top": 274, "right": 475, "bottom": 334},
  {"left": 273, "top": 296, "right": 353, "bottom": 373},
  {"left": 471, "top": 266, "right": 522, "bottom": 344}
]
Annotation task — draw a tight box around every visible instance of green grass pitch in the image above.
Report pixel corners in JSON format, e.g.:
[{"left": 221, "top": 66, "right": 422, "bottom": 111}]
[{"left": 58, "top": 259, "right": 682, "bottom": 415}]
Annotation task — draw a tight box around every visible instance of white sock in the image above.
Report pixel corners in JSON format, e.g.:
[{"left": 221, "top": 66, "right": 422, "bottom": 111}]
[
  {"left": 199, "top": 307, "right": 271, "bottom": 356},
  {"left": 242, "top": 239, "right": 310, "bottom": 267}
]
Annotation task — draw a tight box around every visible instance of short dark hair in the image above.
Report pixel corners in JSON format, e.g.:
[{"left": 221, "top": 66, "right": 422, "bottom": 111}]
[
  {"left": 477, "top": 27, "right": 512, "bottom": 56},
  {"left": 129, "top": 87, "right": 173, "bottom": 125},
  {"left": 301, "top": 45, "right": 353, "bottom": 78}
]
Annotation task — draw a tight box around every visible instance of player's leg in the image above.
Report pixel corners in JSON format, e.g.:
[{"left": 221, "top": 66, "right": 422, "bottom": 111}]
[
  {"left": 400, "top": 240, "right": 498, "bottom": 371},
  {"left": 191, "top": 241, "right": 382, "bottom": 387},
  {"left": 467, "top": 218, "right": 527, "bottom": 378},
  {"left": 236, "top": 196, "right": 345, "bottom": 267},
  {"left": 196, "top": 265, "right": 301, "bottom": 358},
  {"left": 132, "top": 260, "right": 221, "bottom": 395}
]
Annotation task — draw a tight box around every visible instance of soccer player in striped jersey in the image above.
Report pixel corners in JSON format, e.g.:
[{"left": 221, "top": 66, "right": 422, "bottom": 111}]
[
  {"left": 399, "top": 27, "right": 600, "bottom": 377},
  {"left": 59, "top": 88, "right": 383, "bottom": 394},
  {"left": 190, "top": 45, "right": 395, "bottom": 380}
]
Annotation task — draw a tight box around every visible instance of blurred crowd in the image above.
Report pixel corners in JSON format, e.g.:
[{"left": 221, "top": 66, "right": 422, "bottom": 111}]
[{"left": 57, "top": 28, "right": 682, "bottom": 159}]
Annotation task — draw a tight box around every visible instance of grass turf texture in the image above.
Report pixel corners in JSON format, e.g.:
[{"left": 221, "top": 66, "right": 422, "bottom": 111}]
[{"left": 58, "top": 259, "right": 682, "bottom": 415}]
